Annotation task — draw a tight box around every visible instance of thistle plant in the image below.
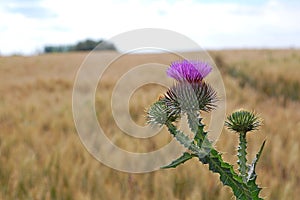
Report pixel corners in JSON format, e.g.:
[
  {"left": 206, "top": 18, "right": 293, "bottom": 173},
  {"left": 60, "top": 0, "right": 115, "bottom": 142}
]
[{"left": 146, "top": 60, "right": 265, "bottom": 200}]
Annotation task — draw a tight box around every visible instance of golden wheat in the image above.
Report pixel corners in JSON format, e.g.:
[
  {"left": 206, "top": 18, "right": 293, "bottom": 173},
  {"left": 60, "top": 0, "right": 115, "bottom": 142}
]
[{"left": 0, "top": 50, "right": 299, "bottom": 199}]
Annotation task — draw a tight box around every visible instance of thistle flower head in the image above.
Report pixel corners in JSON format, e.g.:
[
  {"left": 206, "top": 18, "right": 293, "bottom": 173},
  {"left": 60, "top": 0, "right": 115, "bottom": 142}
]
[
  {"left": 225, "top": 110, "right": 261, "bottom": 133},
  {"left": 163, "top": 82, "right": 217, "bottom": 114},
  {"left": 166, "top": 60, "right": 212, "bottom": 82},
  {"left": 146, "top": 100, "right": 179, "bottom": 126}
]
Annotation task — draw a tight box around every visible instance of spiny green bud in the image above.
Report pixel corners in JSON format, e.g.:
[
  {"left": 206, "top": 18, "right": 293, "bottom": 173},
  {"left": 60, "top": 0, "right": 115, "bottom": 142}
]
[
  {"left": 163, "top": 82, "right": 217, "bottom": 115},
  {"left": 225, "top": 110, "right": 261, "bottom": 133},
  {"left": 146, "top": 99, "right": 179, "bottom": 126}
]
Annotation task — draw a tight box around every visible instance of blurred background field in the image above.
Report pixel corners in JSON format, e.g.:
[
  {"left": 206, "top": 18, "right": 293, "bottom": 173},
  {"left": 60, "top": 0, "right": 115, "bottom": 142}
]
[{"left": 0, "top": 49, "right": 300, "bottom": 200}]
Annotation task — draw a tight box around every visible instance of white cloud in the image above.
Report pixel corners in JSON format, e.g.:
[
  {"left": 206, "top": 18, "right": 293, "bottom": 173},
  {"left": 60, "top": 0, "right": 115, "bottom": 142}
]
[{"left": 0, "top": 0, "right": 299, "bottom": 55}]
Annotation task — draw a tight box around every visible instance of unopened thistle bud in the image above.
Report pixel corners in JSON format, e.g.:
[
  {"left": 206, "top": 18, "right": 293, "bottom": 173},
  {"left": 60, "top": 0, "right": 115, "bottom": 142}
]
[{"left": 225, "top": 110, "right": 261, "bottom": 133}]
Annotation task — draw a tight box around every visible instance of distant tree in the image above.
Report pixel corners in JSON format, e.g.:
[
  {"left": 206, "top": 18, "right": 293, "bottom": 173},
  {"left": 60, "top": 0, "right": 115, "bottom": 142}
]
[
  {"left": 94, "top": 40, "right": 117, "bottom": 51},
  {"left": 74, "top": 39, "right": 98, "bottom": 51},
  {"left": 44, "top": 39, "right": 117, "bottom": 53},
  {"left": 74, "top": 39, "right": 117, "bottom": 51},
  {"left": 44, "top": 45, "right": 73, "bottom": 53}
]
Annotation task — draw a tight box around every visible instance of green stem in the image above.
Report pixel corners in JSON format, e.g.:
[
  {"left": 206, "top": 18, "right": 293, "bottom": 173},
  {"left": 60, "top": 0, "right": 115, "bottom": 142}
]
[
  {"left": 166, "top": 122, "right": 206, "bottom": 157},
  {"left": 186, "top": 111, "right": 200, "bottom": 133},
  {"left": 186, "top": 112, "right": 208, "bottom": 149},
  {"left": 238, "top": 132, "right": 248, "bottom": 183}
]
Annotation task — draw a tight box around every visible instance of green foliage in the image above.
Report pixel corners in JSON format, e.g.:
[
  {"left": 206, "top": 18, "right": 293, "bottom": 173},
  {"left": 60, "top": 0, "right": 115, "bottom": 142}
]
[
  {"left": 159, "top": 110, "right": 264, "bottom": 199},
  {"left": 199, "top": 149, "right": 261, "bottom": 200}
]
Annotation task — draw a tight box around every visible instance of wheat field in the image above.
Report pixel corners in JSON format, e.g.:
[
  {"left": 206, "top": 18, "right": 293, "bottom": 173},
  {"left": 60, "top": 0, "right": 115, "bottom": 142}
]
[{"left": 0, "top": 50, "right": 299, "bottom": 199}]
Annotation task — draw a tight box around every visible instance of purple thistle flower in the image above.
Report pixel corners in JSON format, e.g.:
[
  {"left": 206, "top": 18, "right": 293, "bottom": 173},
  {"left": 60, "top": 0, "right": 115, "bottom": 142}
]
[{"left": 166, "top": 60, "right": 212, "bottom": 82}]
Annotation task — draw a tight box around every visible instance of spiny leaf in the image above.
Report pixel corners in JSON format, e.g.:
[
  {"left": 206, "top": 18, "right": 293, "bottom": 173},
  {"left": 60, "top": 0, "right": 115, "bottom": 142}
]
[
  {"left": 247, "top": 140, "right": 266, "bottom": 181},
  {"left": 199, "top": 149, "right": 256, "bottom": 199},
  {"left": 161, "top": 152, "right": 196, "bottom": 169},
  {"left": 247, "top": 178, "right": 263, "bottom": 200},
  {"left": 242, "top": 140, "right": 266, "bottom": 200}
]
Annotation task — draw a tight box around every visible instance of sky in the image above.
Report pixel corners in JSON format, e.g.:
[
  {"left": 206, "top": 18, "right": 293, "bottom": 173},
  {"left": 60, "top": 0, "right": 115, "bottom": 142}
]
[{"left": 0, "top": 0, "right": 300, "bottom": 55}]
